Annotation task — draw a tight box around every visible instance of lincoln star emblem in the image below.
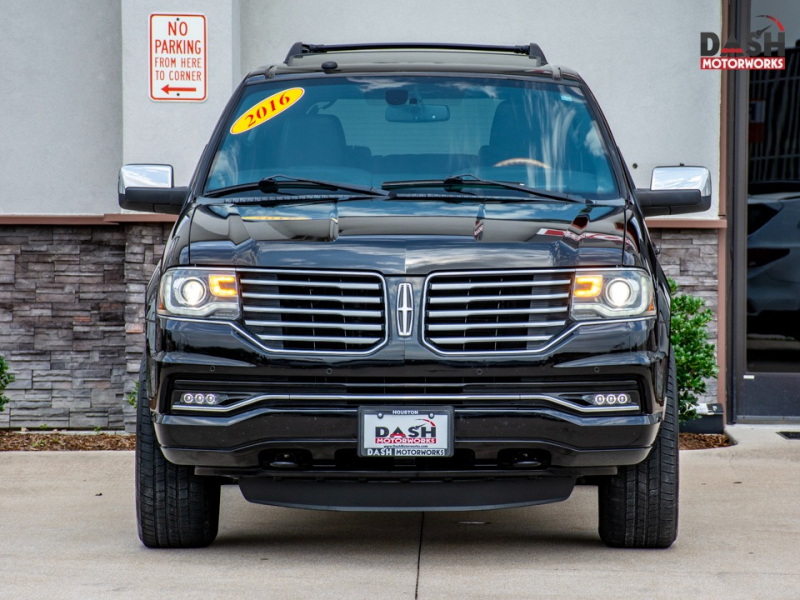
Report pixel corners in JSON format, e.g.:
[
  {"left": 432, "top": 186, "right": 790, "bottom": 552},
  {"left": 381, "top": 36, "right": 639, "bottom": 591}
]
[{"left": 397, "top": 283, "right": 414, "bottom": 337}]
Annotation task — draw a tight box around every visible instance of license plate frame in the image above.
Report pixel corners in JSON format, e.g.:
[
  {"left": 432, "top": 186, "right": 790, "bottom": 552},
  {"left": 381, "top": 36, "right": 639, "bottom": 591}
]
[{"left": 358, "top": 406, "right": 454, "bottom": 458}]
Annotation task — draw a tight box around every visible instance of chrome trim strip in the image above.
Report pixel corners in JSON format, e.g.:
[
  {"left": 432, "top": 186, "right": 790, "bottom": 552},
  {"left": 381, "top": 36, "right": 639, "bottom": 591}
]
[
  {"left": 242, "top": 292, "right": 383, "bottom": 304},
  {"left": 430, "top": 279, "right": 571, "bottom": 290},
  {"left": 244, "top": 320, "right": 383, "bottom": 331},
  {"left": 240, "top": 279, "right": 380, "bottom": 291},
  {"left": 427, "top": 321, "right": 566, "bottom": 331},
  {"left": 243, "top": 306, "right": 383, "bottom": 318},
  {"left": 430, "top": 335, "right": 553, "bottom": 344},
  {"left": 429, "top": 307, "right": 567, "bottom": 318},
  {"left": 428, "top": 292, "right": 570, "bottom": 304},
  {"left": 256, "top": 334, "right": 381, "bottom": 344},
  {"left": 172, "top": 392, "right": 641, "bottom": 414}
]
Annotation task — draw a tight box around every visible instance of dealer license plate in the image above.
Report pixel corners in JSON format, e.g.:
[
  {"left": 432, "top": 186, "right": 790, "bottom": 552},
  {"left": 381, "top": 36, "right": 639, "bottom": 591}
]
[{"left": 358, "top": 407, "right": 454, "bottom": 458}]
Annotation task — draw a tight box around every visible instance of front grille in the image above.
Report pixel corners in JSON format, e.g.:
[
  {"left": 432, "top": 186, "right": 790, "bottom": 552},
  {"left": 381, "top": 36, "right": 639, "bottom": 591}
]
[
  {"left": 238, "top": 269, "right": 387, "bottom": 353},
  {"left": 424, "top": 270, "right": 573, "bottom": 353}
]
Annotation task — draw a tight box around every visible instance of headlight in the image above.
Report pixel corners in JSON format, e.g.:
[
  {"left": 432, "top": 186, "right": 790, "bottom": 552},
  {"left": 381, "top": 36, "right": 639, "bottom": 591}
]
[
  {"left": 159, "top": 268, "right": 240, "bottom": 319},
  {"left": 571, "top": 269, "right": 655, "bottom": 320}
]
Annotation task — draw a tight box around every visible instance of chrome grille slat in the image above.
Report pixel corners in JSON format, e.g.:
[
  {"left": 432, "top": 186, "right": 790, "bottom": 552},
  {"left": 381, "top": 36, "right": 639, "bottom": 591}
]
[
  {"left": 424, "top": 270, "right": 573, "bottom": 353},
  {"left": 243, "top": 306, "right": 383, "bottom": 318},
  {"left": 428, "top": 292, "right": 569, "bottom": 303},
  {"left": 242, "top": 292, "right": 383, "bottom": 304},
  {"left": 240, "top": 279, "right": 380, "bottom": 291},
  {"left": 430, "top": 307, "right": 567, "bottom": 318},
  {"left": 428, "top": 321, "right": 566, "bottom": 331},
  {"left": 238, "top": 269, "right": 387, "bottom": 354},
  {"left": 430, "top": 279, "right": 571, "bottom": 290},
  {"left": 256, "top": 334, "right": 381, "bottom": 344},
  {"left": 431, "top": 335, "right": 552, "bottom": 344},
  {"left": 245, "top": 320, "right": 383, "bottom": 331}
]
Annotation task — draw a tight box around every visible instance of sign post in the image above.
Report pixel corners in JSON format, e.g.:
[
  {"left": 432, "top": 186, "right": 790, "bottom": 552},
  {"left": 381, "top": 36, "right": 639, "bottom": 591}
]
[{"left": 149, "top": 14, "right": 207, "bottom": 102}]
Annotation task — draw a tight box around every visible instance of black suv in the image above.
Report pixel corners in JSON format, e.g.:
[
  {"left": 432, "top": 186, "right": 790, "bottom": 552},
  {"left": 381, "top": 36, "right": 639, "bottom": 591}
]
[{"left": 119, "top": 43, "right": 711, "bottom": 549}]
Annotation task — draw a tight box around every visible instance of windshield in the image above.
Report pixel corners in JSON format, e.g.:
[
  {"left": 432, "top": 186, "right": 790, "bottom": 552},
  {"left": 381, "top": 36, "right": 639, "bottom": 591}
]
[{"left": 205, "top": 76, "right": 620, "bottom": 200}]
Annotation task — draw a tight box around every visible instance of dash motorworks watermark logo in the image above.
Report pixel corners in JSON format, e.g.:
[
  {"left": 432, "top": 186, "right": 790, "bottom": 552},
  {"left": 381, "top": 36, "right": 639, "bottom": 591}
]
[{"left": 701, "top": 15, "right": 786, "bottom": 70}]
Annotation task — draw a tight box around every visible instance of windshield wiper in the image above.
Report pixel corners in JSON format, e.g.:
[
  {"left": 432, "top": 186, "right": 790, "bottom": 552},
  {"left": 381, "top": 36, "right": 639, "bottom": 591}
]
[
  {"left": 382, "top": 174, "right": 591, "bottom": 204},
  {"left": 204, "top": 175, "right": 389, "bottom": 198}
]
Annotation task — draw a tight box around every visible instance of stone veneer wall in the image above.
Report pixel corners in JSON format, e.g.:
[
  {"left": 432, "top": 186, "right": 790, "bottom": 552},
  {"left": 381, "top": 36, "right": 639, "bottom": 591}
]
[
  {"left": 0, "top": 224, "right": 171, "bottom": 429},
  {"left": 0, "top": 224, "right": 719, "bottom": 428},
  {"left": 649, "top": 227, "right": 720, "bottom": 404}
]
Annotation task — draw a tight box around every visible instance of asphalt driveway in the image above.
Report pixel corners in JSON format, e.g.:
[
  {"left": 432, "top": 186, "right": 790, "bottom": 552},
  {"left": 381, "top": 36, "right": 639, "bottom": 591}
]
[{"left": 1, "top": 425, "right": 799, "bottom": 599}]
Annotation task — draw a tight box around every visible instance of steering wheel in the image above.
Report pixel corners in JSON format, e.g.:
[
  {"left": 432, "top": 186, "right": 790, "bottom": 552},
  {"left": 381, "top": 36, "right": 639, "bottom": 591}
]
[{"left": 493, "top": 158, "right": 551, "bottom": 169}]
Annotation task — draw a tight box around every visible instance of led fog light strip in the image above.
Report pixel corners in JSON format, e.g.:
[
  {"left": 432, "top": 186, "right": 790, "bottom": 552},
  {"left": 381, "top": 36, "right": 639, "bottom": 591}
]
[{"left": 171, "top": 393, "right": 640, "bottom": 414}]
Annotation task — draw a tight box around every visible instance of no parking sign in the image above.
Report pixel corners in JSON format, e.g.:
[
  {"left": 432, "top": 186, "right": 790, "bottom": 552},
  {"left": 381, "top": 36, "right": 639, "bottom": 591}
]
[{"left": 149, "top": 14, "right": 207, "bottom": 101}]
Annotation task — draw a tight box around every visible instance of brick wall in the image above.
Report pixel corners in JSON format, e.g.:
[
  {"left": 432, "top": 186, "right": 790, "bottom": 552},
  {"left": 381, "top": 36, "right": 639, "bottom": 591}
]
[
  {"left": 0, "top": 224, "right": 719, "bottom": 427},
  {"left": 123, "top": 224, "right": 171, "bottom": 407},
  {"left": 0, "top": 224, "right": 169, "bottom": 429},
  {"left": 650, "top": 228, "right": 719, "bottom": 403}
]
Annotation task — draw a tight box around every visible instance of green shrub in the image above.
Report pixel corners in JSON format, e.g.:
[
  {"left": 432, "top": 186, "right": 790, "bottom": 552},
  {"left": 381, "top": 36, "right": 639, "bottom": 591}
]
[
  {"left": 126, "top": 381, "right": 139, "bottom": 408},
  {"left": 0, "top": 355, "right": 15, "bottom": 412},
  {"left": 669, "top": 279, "right": 718, "bottom": 423}
]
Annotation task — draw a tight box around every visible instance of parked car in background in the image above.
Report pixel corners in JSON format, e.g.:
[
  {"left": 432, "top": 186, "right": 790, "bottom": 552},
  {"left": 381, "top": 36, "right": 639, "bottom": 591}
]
[{"left": 747, "top": 181, "right": 800, "bottom": 341}]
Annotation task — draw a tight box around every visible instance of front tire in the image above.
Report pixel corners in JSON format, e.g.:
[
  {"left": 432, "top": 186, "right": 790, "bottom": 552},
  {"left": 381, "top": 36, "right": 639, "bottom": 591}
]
[
  {"left": 135, "top": 361, "right": 221, "bottom": 548},
  {"left": 598, "top": 353, "right": 679, "bottom": 548}
]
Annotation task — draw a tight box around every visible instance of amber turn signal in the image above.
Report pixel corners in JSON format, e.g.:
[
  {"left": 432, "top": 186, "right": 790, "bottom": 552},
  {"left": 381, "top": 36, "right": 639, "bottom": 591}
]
[
  {"left": 574, "top": 275, "right": 603, "bottom": 298},
  {"left": 209, "top": 274, "right": 238, "bottom": 297}
]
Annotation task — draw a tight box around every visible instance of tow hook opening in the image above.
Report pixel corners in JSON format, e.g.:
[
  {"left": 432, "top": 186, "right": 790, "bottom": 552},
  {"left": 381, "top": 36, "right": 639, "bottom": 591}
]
[
  {"left": 497, "top": 449, "right": 551, "bottom": 470},
  {"left": 259, "top": 449, "right": 312, "bottom": 470}
]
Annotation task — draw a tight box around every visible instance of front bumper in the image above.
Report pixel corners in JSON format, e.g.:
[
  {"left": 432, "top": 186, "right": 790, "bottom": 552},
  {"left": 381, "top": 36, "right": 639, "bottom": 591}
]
[
  {"left": 149, "top": 314, "right": 666, "bottom": 488},
  {"left": 157, "top": 404, "right": 658, "bottom": 469}
]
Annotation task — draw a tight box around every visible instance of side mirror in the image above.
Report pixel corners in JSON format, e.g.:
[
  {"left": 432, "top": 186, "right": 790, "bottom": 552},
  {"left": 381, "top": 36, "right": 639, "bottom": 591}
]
[
  {"left": 118, "top": 164, "right": 189, "bottom": 214},
  {"left": 636, "top": 166, "right": 712, "bottom": 217}
]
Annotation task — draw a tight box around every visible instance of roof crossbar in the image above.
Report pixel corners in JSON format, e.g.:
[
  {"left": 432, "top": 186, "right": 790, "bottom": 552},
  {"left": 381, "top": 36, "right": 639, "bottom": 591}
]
[{"left": 284, "top": 42, "right": 548, "bottom": 66}]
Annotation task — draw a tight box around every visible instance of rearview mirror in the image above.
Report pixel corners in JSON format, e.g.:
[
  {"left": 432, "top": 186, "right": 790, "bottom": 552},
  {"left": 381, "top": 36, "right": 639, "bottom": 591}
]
[
  {"left": 118, "top": 164, "right": 189, "bottom": 214},
  {"left": 636, "top": 166, "right": 712, "bottom": 217},
  {"left": 385, "top": 104, "right": 450, "bottom": 123}
]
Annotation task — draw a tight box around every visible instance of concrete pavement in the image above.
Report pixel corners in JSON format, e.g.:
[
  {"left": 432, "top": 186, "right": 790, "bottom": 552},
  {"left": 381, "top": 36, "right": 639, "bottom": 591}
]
[{"left": 1, "top": 425, "right": 799, "bottom": 599}]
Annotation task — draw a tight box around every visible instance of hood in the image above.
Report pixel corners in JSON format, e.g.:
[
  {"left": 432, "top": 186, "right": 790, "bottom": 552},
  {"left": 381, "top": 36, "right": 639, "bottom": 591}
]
[{"left": 184, "top": 198, "right": 634, "bottom": 275}]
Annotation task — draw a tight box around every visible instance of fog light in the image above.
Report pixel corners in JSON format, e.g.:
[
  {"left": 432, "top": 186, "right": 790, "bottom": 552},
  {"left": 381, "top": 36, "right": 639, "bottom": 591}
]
[
  {"left": 180, "top": 392, "right": 222, "bottom": 406},
  {"left": 178, "top": 392, "right": 228, "bottom": 407},
  {"left": 590, "top": 393, "right": 630, "bottom": 406}
]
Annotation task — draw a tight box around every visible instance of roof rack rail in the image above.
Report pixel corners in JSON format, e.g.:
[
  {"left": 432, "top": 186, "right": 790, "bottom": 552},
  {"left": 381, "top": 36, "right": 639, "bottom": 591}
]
[{"left": 284, "top": 42, "right": 547, "bottom": 66}]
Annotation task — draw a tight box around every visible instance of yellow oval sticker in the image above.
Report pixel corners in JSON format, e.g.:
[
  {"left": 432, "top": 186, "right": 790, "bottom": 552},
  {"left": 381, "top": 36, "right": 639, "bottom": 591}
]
[{"left": 230, "top": 87, "right": 305, "bottom": 135}]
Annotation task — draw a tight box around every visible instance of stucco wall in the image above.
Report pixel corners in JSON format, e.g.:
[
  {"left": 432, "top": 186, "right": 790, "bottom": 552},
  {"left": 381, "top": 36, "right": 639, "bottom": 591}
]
[
  {"left": 0, "top": 0, "right": 122, "bottom": 215},
  {"left": 120, "top": 0, "right": 241, "bottom": 188}
]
